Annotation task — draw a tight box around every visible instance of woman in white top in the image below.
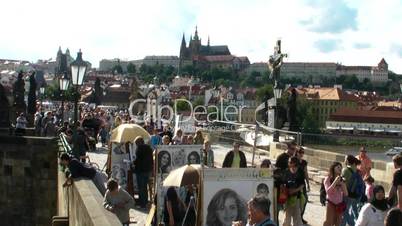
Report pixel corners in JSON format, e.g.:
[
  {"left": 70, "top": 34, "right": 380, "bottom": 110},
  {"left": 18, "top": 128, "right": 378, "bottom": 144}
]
[
  {"left": 172, "top": 129, "right": 184, "bottom": 145},
  {"left": 15, "top": 113, "right": 28, "bottom": 136},
  {"left": 356, "top": 185, "right": 390, "bottom": 226}
]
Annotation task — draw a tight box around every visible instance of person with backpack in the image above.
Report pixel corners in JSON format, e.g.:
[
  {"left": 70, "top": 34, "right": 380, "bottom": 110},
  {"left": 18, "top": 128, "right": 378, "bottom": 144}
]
[
  {"left": 355, "top": 185, "right": 390, "bottom": 226},
  {"left": 341, "top": 155, "right": 365, "bottom": 226},
  {"left": 323, "top": 162, "right": 348, "bottom": 226}
]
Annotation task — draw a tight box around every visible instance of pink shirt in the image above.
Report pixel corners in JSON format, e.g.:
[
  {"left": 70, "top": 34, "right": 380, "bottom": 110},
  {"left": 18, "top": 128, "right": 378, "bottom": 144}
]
[{"left": 324, "top": 176, "right": 345, "bottom": 205}]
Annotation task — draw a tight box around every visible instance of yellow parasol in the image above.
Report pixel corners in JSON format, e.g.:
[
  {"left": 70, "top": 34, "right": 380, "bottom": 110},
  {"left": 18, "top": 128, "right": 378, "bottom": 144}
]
[
  {"left": 110, "top": 123, "right": 151, "bottom": 143},
  {"left": 163, "top": 164, "right": 201, "bottom": 187}
]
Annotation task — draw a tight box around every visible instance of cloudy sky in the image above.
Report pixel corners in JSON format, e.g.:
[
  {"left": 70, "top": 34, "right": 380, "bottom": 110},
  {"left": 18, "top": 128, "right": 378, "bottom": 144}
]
[{"left": 1, "top": 0, "right": 401, "bottom": 73}]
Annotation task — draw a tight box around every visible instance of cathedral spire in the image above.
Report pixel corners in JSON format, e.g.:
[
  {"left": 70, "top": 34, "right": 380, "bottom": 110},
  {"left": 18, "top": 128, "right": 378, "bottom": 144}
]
[
  {"left": 208, "top": 35, "right": 210, "bottom": 46},
  {"left": 194, "top": 26, "right": 199, "bottom": 41},
  {"left": 181, "top": 33, "right": 186, "bottom": 47}
]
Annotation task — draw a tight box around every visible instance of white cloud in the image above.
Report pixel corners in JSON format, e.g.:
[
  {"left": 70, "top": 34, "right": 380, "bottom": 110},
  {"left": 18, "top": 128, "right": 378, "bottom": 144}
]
[{"left": 0, "top": 0, "right": 401, "bottom": 73}]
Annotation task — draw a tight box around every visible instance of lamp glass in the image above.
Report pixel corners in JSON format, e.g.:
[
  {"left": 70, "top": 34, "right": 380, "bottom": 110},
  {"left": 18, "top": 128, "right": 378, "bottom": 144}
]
[
  {"left": 274, "top": 88, "right": 282, "bottom": 99},
  {"left": 40, "top": 87, "right": 45, "bottom": 94},
  {"left": 59, "top": 75, "right": 70, "bottom": 91},
  {"left": 70, "top": 51, "right": 87, "bottom": 86}
]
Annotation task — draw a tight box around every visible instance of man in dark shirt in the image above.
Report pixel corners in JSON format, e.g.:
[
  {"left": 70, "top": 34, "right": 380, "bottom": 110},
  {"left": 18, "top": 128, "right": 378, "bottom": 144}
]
[
  {"left": 133, "top": 136, "right": 154, "bottom": 208},
  {"left": 60, "top": 153, "right": 105, "bottom": 195},
  {"left": 390, "top": 154, "right": 402, "bottom": 210},
  {"left": 222, "top": 142, "right": 247, "bottom": 168},
  {"left": 275, "top": 141, "right": 297, "bottom": 170}
]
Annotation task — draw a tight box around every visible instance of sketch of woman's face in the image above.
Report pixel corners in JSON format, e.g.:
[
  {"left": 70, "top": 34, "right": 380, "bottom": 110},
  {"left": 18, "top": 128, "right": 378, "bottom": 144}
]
[
  {"left": 188, "top": 154, "right": 199, "bottom": 164},
  {"left": 216, "top": 197, "right": 238, "bottom": 226},
  {"left": 173, "top": 149, "right": 185, "bottom": 166},
  {"left": 161, "top": 153, "right": 170, "bottom": 166}
]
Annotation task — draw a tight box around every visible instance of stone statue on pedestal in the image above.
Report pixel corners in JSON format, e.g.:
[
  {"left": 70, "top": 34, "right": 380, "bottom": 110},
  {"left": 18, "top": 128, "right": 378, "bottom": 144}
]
[
  {"left": 268, "top": 39, "right": 287, "bottom": 88},
  {"left": 13, "top": 71, "right": 26, "bottom": 114},
  {"left": 287, "top": 88, "right": 298, "bottom": 131},
  {"left": 0, "top": 83, "right": 10, "bottom": 127}
]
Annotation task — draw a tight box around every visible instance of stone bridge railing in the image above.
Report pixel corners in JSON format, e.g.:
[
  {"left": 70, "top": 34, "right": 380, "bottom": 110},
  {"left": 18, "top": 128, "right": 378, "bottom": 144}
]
[{"left": 56, "top": 134, "right": 121, "bottom": 226}]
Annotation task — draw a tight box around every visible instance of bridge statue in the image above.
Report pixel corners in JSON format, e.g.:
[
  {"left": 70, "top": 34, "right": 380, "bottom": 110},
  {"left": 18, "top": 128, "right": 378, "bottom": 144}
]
[{"left": 268, "top": 39, "right": 287, "bottom": 88}]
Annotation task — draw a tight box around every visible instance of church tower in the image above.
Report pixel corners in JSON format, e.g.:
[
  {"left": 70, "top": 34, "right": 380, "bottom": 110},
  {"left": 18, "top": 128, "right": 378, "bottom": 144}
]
[
  {"left": 190, "top": 26, "right": 201, "bottom": 56},
  {"left": 179, "top": 33, "right": 187, "bottom": 58}
]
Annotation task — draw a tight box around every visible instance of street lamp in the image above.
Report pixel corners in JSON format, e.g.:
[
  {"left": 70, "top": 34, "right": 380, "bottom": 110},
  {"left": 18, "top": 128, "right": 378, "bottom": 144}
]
[
  {"left": 59, "top": 73, "right": 70, "bottom": 124},
  {"left": 188, "top": 77, "right": 193, "bottom": 101},
  {"left": 40, "top": 86, "right": 45, "bottom": 112},
  {"left": 70, "top": 50, "right": 87, "bottom": 124},
  {"left": 273, "top": 87, "right": 282, "bottom": 142}
]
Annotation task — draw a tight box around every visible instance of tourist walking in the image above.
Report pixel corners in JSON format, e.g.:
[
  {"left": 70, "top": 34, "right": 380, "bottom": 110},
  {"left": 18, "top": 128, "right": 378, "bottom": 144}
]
[
  {"left": 389, "top": 154, "right": 402, "bottom": 210},
  {"left": 341, "top": 155, "right": 364, "bottom": 226},
  {"left": 282, "top": 156, "right": 305, "bottom": 226},
  {"left": 356, "top": 146, "right": 372, "bottom": 178},
  {"left": 150, "top": 128, "right": 161, "bottom": 150},
  {"left": 222, "top": 142, "right": 247, "bottom": 168},
  {"left": 356, "top": 185, "right": 390, "bottom": 226},
  {"left": 295, "top": 147, "right": 310, "bottom": 224},
  {"left": 323, "top": 162, "right": 348, "bottom": 226},
  {"left": 202, "top": 140, "right": 215, "bottom": 167},
  {"left": 133, "top": 136, "right": 153, "bottom": 209}
]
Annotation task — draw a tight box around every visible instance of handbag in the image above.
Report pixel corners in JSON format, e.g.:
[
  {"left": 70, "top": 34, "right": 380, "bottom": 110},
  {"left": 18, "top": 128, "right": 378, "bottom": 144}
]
[{"left": 278, "top": 186, "right": 288, "bottom": 204}]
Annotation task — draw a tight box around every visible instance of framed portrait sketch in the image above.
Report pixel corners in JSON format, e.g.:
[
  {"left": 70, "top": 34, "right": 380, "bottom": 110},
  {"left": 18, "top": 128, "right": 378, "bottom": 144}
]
[
  {"left": 110, "top": 143, "right": 131, "bottom": 190},
  {"left": 155, "top": 145, "right": 202, "bottom": 223},
  {"left": 203, "top": 168, "right": 274, "bottom": 226}
]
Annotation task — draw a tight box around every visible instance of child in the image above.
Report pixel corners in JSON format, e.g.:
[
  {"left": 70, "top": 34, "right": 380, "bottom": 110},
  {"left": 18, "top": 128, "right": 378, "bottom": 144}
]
[{"left": 364, "top": 175, "right": 375, "bottom": 202}]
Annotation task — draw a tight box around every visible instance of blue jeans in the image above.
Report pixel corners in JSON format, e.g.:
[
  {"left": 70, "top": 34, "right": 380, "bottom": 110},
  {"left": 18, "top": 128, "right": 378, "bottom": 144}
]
[
  {"left": 136, "top": 172, "right": 150, "bottom": 207},
  {"left": 341, "top": 197, "right": 359, "bottom": 226}
]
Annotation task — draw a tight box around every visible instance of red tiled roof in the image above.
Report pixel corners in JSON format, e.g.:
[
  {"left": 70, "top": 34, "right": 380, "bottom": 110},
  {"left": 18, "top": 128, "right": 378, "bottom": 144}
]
[
  {"left": 329, "top": 108, "right": 402, "bottom": 124},
  {"left": 295, "top": 87, "right": 359, "bottom": 101}
]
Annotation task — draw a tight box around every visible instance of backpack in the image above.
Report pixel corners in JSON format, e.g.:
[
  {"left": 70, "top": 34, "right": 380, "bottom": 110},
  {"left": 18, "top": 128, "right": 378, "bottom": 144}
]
[
  {"left": 347, "top": 168, "right": 365, "bottom": 200},
  {"left": 320, "top": 178, "right": 327, "bottom": 206}
]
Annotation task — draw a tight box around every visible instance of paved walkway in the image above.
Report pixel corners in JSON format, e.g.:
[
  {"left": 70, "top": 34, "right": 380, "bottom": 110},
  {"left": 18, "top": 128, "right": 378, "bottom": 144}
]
[{"left": 88, "top": 143, "right": 326, "bottom": 226}]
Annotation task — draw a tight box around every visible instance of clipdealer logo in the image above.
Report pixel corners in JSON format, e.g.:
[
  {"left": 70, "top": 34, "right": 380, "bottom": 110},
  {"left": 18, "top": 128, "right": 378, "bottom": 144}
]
[{"left": 129, "top": 98, "right": 263, "bottom": 130}]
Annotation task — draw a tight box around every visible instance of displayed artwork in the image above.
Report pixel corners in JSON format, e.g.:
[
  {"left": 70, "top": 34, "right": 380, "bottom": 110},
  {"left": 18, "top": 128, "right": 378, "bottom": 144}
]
[
  {"left": 203, "top": 168, "right": 274, "bottom": 226},
  {"left": 155, "top": 145, "right": 202, "bottom": 223},
  {"left": 157, "top": 145, "right": 202, "bottom": 178},
  {"left": 110, "top": 143, "right": 131, "bottom": 190}
]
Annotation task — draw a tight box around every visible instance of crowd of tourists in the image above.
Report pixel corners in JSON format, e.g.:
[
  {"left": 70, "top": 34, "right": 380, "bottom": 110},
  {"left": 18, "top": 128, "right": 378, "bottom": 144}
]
[{"left": 54, "top": 105, "right": 402, "bottom": 226}]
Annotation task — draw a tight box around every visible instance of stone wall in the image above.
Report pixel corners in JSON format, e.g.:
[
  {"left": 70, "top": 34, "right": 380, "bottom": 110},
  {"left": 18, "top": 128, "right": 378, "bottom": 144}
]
[
  {"left": 0, "top": 135, "right": 58, "bottom": 226},
  {"left": 57, "top": 138, "right": 121, "bottom": 226},
  {"left": 270, "top": 142, "right": 394, "bottom": 191}
]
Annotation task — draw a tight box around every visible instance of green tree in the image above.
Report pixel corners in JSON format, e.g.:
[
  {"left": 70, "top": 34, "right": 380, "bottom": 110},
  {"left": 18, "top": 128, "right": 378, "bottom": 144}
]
[
  {"left": 192, "top": 97, "right": 204, "bottom": 106},
  {"left": 256, "top": 84, "right": 273, "bottom": 101},
  {"left": 301, "top": 107, "right": 320, "bottom": 133},
  {"left": 296, "top": 96, "right": 320, "bottom": 133},
  {"left": 175, "top": 97, "right": 191, "bottom": 112},
  {"left": 343, "top": 75, "right": 359, "bottom": 89},
  {"left": 127, "top": 63, "right": 136, "bottom": 74}
]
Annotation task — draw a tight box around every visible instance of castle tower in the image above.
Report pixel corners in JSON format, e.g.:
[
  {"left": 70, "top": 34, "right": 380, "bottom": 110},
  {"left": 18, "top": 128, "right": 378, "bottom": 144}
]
[{"left": 378, "top": 58, "right": 388, "bottom": 71}]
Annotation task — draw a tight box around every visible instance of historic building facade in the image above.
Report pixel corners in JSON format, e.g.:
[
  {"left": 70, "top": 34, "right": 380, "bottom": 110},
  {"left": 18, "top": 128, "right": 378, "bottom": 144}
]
[{"left": 179, "top": 27, "right": 249, "bottom": 71}]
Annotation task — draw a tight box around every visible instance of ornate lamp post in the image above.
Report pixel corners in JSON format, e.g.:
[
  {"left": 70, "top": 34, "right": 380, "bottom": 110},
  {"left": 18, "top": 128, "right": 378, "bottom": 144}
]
[
  {"left": 70, "top": 50, "right": 87, "bottom": 125},
  {"left": 39, "top": 86, "right": 45, "bottom": 112},
  {"left": 268, "top": 39, "right": 287, "bottom": 142},
  {"left": 59, "top": 73, "right": 70, "bottom": 124}
]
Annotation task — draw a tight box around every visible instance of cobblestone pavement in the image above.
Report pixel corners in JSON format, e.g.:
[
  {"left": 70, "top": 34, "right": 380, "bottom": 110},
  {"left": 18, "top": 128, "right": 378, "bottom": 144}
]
[{"left": 88, "top": 143, "right": 326, "bottom": 225}]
